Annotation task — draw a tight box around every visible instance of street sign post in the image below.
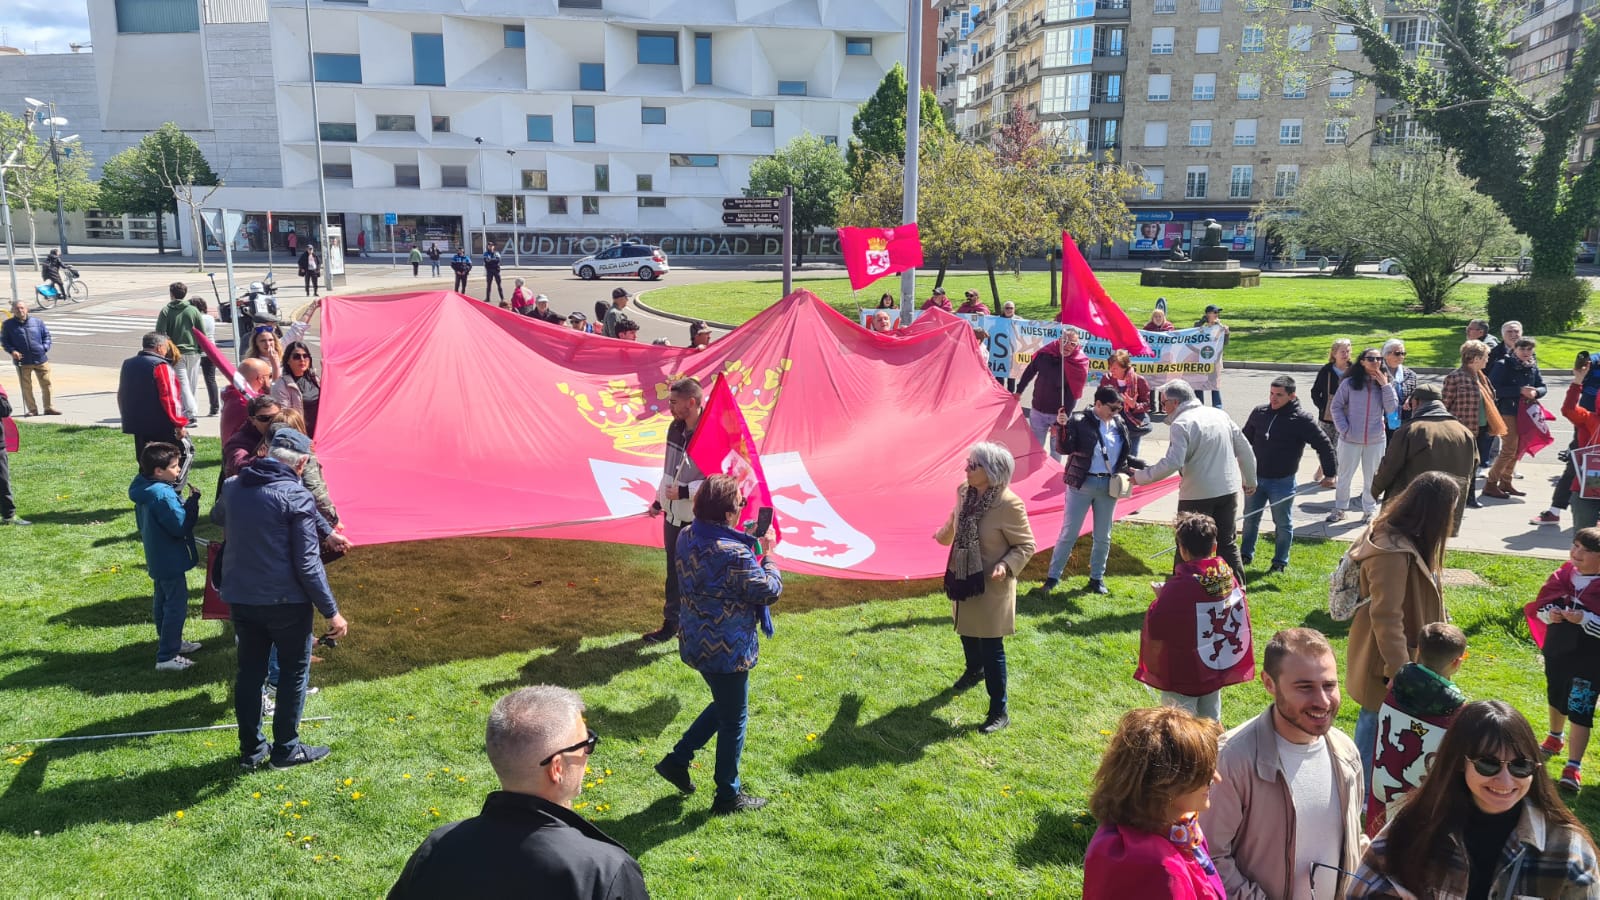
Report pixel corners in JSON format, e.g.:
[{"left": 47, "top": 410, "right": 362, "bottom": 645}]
[
  {"left": 723, "top": 194, "right": 792, "bottom": 292},
  {"left": 720, "top": 211, "right": 781, "bottom": 225}
]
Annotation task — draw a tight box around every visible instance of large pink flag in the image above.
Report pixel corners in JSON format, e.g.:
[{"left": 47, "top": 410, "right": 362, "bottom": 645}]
[
  {"left": 1059, "top": 232, "right": 1151, "bottom": 356},
  {"left": 686, "top": 372, "right": 780, "bottom": 542}
]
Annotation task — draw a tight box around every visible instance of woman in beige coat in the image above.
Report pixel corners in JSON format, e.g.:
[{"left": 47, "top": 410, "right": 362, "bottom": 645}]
[
  {"left": 1346, "top": 470, "right": 1458, "bottom": 783},
  {"left": 935, "top": 441, "right": 1036, "bottom": 734}
]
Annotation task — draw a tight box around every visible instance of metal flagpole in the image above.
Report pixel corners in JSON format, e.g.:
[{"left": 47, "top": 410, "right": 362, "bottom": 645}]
[
  {"left": 304, "top": 0, "right": 333, "bottom": 293},
  {"left": 898, "top": 0, "right": 922, "bottom": 325}
]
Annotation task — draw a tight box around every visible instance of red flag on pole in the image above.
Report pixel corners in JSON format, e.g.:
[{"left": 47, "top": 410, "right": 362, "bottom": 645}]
[
  {"left": 1059, "top": 232, "right": 1151, "bottom": 356},
  {"left": 685, "top": 373, "right": 780, "bottom": 545},
  {"left": 191, "top": 326, "right": 252, "bottom": 396},
  {"left": 838, "top": 224, "right": 925, "bottom": 291}
]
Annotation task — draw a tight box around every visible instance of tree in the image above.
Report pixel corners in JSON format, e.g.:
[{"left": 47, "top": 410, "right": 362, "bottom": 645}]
[
  {"left": 836, "top": 129, "right": 1142, "bottom": 303},
  {"left": 845, "top": 63, "right": 948, "bottom": 189},
  {"left": 0, "top": 111, "right": 98, "bottom": 266},
  {"left": 1259, "top": 149, "right": 1519, "bottom": 312},
  {"left": 96, "top": 123, "right": 220, "bottom": 263},
  {"left": 746, "top": 133, "right": 851, "bottom": 268},
  {"left": 1327, "top": 0, "right": 1600, "bottom": 282}
]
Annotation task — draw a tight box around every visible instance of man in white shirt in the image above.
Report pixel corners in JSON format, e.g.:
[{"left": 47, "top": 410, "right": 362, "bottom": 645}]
[
  {"left": 1201, "top": 628, "right": 1366, "bottom": 899},
  {"left": 1134, "top": 379, "right": 1257, "bottom": 579}
]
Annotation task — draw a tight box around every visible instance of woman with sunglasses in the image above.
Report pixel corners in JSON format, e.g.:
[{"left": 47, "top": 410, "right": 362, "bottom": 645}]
[
  {"left": 1042, "top": 386, "right": 1145, "bottom": 596},
  {"left": 1328, "top": 347, "right": 1396, "bottom": 523},
  {"left": 934, "top": 442, "right": 1036, "bottom": 734},
  {"left": 1348, "top": 700, "right": 1600, "bottom": 899},
  {"left": 1083, "top": 706, "right": 1226, "bottom": 899},
  {"left": 272, "top": 341, "right": 322, "bottom": 437},
  {"left": 653, "top": 474, "right": 782, "bottom": 815}
]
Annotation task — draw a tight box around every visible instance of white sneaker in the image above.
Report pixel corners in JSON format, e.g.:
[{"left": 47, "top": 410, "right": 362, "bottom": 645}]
[
  {"left": 1325, "top": 510, "right": 1346, "bottom": 523},
  {"left": 155, "top": 656, "right": 195, "bottom": 672},
  {"left": 178, "top": 640, "right": 202, "bottom": 654}
]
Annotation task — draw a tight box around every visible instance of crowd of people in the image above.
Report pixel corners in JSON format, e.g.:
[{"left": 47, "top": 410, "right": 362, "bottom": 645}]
[{"left": 14, "top": 274, "right": 1600, "bottom": 897}]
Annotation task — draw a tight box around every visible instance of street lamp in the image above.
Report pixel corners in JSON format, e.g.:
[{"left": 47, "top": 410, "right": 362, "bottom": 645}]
[
  {"left": 506, "top": 148, "right": 519, "bottom": 267},
  {"left": 302, "top": 0, "right": 332, "bottom": 291},
  {"left": 19, "top": 98, "right": 71, "bottom": 257},
  {"left": 474, "top": 136, "right": 487, "bottom": 255},
  {"left": 0, "top": 101, "right": 43, "bottom": 305}
]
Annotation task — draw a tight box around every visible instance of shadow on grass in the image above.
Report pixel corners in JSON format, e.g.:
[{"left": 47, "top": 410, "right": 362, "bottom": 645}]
[
  {"left": 586, "top": 695, "right": 681, "bottom": 745},
  {"left": 14, "top": 506, "right": 127, "bottom": 526},
  {"left": 47, "top": 593, "right": 155, "bottom": 628},
  {"left": 1014, "top": 808, "right": 1096, "bottom": 869},
  {"left": 479, "top": 639, "right": 661, "bottom": 698},
  {"left": 849, "top": 615, "right": 950, "bottom": 635},
  {"left": 789, "top": 691, "right": 961, "bottom": 775},
  {"left": 0, "top": 637, "right": 237, "bottom": 695},
  {"left": 1299, "top": 609, "right": 1350, "bottom": 639},
  {"left": 0, "top": 693, "right": 238, "bottom": 836},
  {"left": 1036, "top": 609, "right": 1146, "bottom": 637},
  {"left": 603, "top": 794, "right": 712, "bottom": 857},
  {"left": 92, "top": 530, "right": 140, "bottom": 547}
]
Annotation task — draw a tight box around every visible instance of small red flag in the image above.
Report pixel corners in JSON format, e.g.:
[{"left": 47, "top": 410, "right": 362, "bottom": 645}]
[
  {"left": 685, "top": 373, "right": 779, "bottom": 545},
  {"left": 1059, "top": 232, "right": 1151, "bottom": 356},
  {"left": 838, "top": 224, "right": 925, "bottom": 291}
]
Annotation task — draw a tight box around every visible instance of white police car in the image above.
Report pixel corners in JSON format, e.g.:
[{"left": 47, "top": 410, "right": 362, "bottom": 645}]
[{"left": 571, "top": 242, "right": 670, "bottom": 281}]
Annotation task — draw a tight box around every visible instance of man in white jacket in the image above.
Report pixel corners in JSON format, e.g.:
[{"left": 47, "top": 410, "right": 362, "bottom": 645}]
[{"left": 1135, "top": 380, "right": 1258, "bottom": 578}]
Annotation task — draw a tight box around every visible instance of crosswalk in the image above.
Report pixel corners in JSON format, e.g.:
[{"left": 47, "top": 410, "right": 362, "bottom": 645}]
[
  {"left": 33, "top": 311, "right": 317, "bottom": 346},
  {"left": 32, "top": 311, "right": 162, "bottom": 339}
]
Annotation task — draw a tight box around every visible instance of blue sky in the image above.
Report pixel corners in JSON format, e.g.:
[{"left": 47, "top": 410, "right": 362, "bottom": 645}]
[{"left": 4, "top": 0, "right": 91, "bottom": 54}]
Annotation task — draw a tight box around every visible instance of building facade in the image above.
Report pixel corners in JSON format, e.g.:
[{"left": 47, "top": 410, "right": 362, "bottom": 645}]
[
  {"left": 934, "top": 0, "right": 1378, "bottom": 260},
  {"left": 196, "top": 0, "right": 905, "bottom": 257}
]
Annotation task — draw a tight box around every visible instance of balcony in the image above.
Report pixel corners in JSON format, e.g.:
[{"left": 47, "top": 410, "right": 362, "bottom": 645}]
[
  {"left": 1091, "top": 52, "right": 1128, "bottom": 72},
  {"left": 1095, "top": 0, "right": 1131, "bottom": 18}
]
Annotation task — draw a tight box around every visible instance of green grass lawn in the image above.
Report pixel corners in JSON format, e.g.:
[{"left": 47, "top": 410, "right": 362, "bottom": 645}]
[
  {"left": 1, "top": 422, "right": 1594, "bottom": 897},
  {"left": 645, "top": 272, "right": 1600, "bottom": 371}
]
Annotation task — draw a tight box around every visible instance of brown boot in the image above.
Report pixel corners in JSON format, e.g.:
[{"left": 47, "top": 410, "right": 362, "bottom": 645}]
[
  {"left": 1482, "top": 483, "right": 1511, "bottom": 499},
  {"left": 1503, "top": 480, "right": 1526, "bottom": 497}
]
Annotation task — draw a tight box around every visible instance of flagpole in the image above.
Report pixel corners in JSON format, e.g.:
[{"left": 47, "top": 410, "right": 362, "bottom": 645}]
[
  {"left": 898, "top": 0, "right": 923, "bottom": 326},
  {"left": 1060, "top": 234, "right": 1068, "bottom": 417}
]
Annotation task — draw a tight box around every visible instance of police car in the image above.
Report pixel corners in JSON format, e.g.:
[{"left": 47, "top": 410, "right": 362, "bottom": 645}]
[{"left": 571, "top": 241, "right": 671, "bottom": 281}]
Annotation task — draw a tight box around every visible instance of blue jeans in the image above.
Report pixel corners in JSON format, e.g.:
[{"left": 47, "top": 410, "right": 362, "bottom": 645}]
[
  {"left": 1047, "top": 474, "right": 1117, "bottom": 581},
  {"left": 232, "top": 603, "right": 314, "bottom": 762},
  {"left": 1206, "top": 390, "right": 1223, "bottom": 408},
  {"left": 1026, "top": 409, "right": 1061, "bottom": 461},
  {"left": 1355, "top": 707, "right": 1378, "bottom": 786},
  {"left": 151, "top": 575, "right": 189, "bottom": 662},
  {"left": 669, "top": 670, "right": 749, "bottom": 803},
  {"left": 1240, "top": 475, "right": 1296, "bottom": 568},
  {"left": 961, "top": 635, "right": 1008, "bottom": 716}
]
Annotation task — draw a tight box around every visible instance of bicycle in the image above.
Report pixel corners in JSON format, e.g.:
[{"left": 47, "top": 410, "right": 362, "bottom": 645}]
[{"left": 33, "top": 267, "right": 88, "bottom": 309}]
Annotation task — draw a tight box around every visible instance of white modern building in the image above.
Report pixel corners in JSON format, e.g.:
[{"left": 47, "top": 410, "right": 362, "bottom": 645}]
[{"left": 192, "top": 0, "right": 904, "bottom": 258}]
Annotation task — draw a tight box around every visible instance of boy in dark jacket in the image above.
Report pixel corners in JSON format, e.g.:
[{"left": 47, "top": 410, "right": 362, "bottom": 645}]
[
  {"left": 1365, "top": 622, "right": 1467, "bottom": 835},
  {"left": 130, "top": 442, "right": 202, "bottom": 671}
]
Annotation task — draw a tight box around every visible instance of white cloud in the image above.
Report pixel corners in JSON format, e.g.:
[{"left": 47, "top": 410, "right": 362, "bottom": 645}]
[{"left": 3, "top": 0, "right": 91, "bottom": 54}]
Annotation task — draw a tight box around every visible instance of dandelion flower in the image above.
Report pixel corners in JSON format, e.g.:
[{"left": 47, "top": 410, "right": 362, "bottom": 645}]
[
  {"left": 351, "top": 791, "right": 363, "bottom": 800},
  {"left": 441, "top": 767, "right": 450, "bottom": 773},
  {"left": 174, "top": 811, "right": 185, "bottom": 819},
  {"left": 343, "top": 778, "right": 353, "bottom": 786},
  {"left": 402, "top": 773, "right": 412, "bottom": 780},
  {"left": 252, "top": 792, "right": 262, "bottom": 799},
  {"left": 300, "top": 800, "right": 310, "bottom": 807},
  {"left": 806, "top": 733, "right": 817, "bottom": 742}
]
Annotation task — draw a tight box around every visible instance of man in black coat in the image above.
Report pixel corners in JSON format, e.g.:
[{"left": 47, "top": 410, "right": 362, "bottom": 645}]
[
  {"left": 389, "top": 686, "right": 648, "bottom": 899},
  {"left": 1239, "top": 375, "right": 1336, "bottom": 574}
]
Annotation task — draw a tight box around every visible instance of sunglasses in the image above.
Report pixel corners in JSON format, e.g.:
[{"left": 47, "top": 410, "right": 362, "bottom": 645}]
[
  {"left": 538, "top": 728, "right": 600, "bottom": 767},
  {"left": 965, "top": 461, "right": 982, "bottom": 471},
  {"left": 254, "top": 326, "right": 276, "bottom": 335},
  {"left": 1388, "top": 350, "right": 1407, "bottom": 357},
  {"left": 251, "top": 414, "right": 278, "bottom": 423},
  {"left": 1102, "top": 402, "right": 1123, "bottom": 411},
  {"left": 1361, "top": 356, "right": 1381, "bottom": 362},
  {"left": 288, "top": 353, "right": 311, "bottom": 360},
  {"left": 1471, "top": 755, "right": 1537, "bottom": 778}
]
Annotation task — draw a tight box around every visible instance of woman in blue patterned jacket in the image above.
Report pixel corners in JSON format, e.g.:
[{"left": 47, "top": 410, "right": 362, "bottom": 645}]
[{"left": 653, "top": 474, "right": 782, "bottom": 816}]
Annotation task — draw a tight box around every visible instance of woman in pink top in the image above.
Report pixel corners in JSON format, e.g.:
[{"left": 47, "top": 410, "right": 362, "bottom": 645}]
[{"left": 1083, "top": 706, "right": 1226, "bottom": 899}]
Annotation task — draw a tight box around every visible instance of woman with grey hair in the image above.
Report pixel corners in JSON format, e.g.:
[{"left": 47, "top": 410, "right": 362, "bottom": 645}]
[
  {"left": 934, "top": 441, "right": 1036, "bottom": 734},
  {"left": 1381, "top": 338, "right": 1417, "bottom": 433}
]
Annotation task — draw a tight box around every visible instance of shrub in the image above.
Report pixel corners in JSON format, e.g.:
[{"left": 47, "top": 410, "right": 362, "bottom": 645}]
[{"left": 1487, "top": 276, "right": 1590, "bottom": 335}]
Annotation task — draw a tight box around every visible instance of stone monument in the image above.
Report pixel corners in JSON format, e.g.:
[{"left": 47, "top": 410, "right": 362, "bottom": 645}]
[{"left": 1140, "top": 217, "right": 1261, "bottom": 289}]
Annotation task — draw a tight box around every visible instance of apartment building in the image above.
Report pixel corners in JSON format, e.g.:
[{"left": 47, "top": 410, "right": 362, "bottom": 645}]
[{"left": 936, "top": 0, "right": 1377, "bottom": 259}]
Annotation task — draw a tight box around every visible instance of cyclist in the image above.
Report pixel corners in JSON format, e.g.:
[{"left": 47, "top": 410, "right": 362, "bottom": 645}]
[{"left": 40, "top": 250, "right": 66, "bottom": 298}]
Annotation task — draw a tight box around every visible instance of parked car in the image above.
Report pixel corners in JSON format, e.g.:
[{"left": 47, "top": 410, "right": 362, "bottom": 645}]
[
  {"left": 571, "top": 242, "right": 671, "bottom": 281},
  {"left": 1577, "top": 242, "right": 1597, "bottom": 264},
  {"left": 1378, "top": 258, "right": 1404, "bottom": 276}
]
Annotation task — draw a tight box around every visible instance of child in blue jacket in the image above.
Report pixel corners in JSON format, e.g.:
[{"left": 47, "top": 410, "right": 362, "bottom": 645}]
[{"left": 129, "top": 442, "right": 201, "bottom": 671}]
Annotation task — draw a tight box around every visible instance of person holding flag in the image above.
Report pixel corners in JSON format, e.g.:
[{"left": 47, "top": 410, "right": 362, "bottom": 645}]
[
  {"left": 1015, "top": 330, "right": 1089, "bottom": 462},
  {"left": 643, "top": 378, "right": 707, "bottom": 644}
]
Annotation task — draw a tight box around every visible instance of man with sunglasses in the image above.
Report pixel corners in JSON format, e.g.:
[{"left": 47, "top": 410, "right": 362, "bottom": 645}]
[
  {"left": 1201, "top": 628, "right": 1365, "bottom": 900},
  {"left": 224, "top": 395, "right": 282, "bottom": 480},
  {"left": 389, "top": 686, "right": 647, "bottom": 899}
]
